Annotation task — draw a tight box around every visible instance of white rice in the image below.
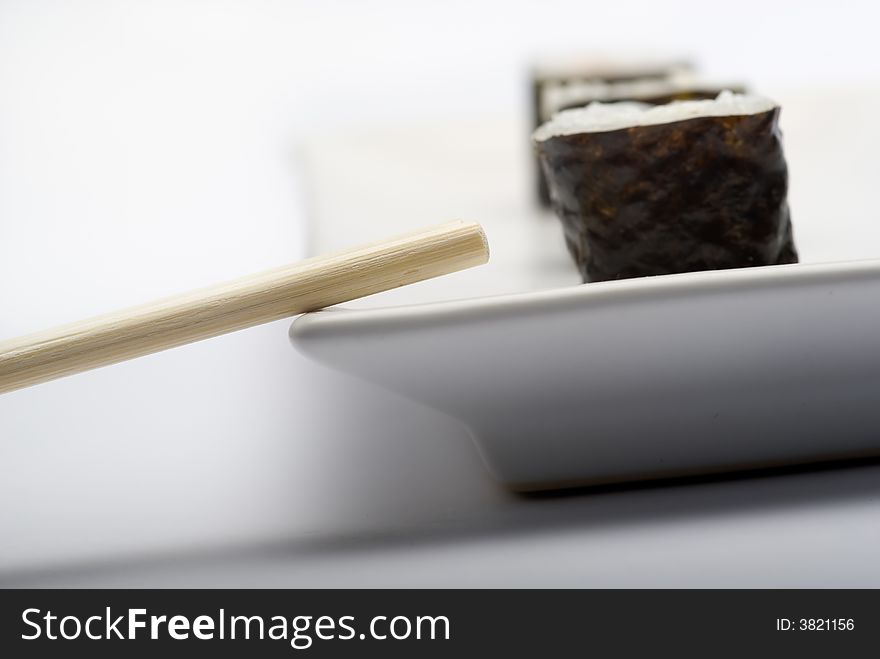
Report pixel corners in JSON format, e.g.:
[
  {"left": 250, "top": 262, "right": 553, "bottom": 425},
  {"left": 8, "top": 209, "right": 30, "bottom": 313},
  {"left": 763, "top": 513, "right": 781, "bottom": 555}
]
[
  {"left": 539, "top": 73, "right": 739, "bottom": 120},
  {"left": 533, "top": 91, "right": 778, "bottom": 142}
]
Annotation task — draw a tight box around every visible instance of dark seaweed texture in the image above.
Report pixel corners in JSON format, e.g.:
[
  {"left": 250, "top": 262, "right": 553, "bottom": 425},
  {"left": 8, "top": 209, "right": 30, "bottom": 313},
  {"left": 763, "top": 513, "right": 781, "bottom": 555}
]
[
  {"left": 535, "top": 108, "right": 798, "bottom": 282},
  {"left": 534, "top": 83, "right": 742, "bottom": 207}
]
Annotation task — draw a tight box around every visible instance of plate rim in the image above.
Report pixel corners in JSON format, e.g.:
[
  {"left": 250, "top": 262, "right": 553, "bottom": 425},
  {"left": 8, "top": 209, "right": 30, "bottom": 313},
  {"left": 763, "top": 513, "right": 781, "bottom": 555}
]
[{"left": 291, "top": 257, "right": 880, "bottom": 340}]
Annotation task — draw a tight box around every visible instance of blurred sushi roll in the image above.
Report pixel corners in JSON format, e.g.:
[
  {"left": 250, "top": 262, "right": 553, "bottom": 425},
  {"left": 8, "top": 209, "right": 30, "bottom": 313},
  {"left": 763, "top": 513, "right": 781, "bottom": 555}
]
[
  {"left": 533, "top": 91, "right": 798, "bottom": 282},
  {"left": 542, "top": 75, "right": 747, "bottom": 119},
  {"left": 530, "top": 54, "right": 694, "bottom": 206}
]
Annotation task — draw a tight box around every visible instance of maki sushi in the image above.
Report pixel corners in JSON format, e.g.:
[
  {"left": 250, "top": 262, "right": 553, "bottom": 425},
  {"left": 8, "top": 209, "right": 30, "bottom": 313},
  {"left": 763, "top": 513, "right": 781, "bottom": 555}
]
[{"left": 533, "top": 91, "right": 798, "bottom": 282}]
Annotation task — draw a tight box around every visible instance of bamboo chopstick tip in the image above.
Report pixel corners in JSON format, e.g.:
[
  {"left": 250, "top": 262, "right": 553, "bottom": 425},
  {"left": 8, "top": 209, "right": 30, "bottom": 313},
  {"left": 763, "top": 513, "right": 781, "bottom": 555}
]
[
  {"left": 456, "top": 219, "right": 490, "bottom": 264},
  {"left": 475, "top": 222, "right": 490, "bottom": 264}
]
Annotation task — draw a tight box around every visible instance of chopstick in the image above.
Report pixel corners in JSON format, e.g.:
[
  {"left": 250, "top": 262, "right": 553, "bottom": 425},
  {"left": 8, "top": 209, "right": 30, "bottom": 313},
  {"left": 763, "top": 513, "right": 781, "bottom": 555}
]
[{"left": 0, "top": 220, "right": 489, "bottom": 394}]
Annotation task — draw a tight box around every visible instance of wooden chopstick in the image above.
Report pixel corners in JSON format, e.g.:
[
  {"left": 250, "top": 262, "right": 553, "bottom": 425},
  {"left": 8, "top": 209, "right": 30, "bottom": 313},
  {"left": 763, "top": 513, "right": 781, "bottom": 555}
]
[{"left": 0, "top": 220, "right": 489, "bottom": 394}]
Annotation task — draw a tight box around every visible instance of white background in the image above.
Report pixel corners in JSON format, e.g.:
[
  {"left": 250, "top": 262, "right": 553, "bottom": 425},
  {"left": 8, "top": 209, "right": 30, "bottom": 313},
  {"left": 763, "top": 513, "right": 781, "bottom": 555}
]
[{"left": 2, "top": 0, "right": 880, "bottom": 582}]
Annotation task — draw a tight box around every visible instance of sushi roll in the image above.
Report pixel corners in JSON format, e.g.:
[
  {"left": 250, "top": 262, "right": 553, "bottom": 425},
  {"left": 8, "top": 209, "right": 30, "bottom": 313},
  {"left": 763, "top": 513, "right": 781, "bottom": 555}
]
[
  {"left": 533, "top": 91, "right": 798, "bottom": 282},
  {"left": 530, "top": 55, "right": 693, "bottom": 206}
]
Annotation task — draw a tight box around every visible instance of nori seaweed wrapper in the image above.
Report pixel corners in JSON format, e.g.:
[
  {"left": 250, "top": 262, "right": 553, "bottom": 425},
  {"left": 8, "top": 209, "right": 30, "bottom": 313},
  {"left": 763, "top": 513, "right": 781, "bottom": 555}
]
[
  {"left": 535, "top": 107, "right": 798, "bottom": 282},
  {"left": 535, "top": 83, "right": 745, "bottom": 207}
]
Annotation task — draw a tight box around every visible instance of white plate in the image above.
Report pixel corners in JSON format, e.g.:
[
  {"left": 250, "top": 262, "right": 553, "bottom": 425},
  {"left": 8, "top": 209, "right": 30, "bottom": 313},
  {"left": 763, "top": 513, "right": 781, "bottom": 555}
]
[
  {"left": 292, "top": 259, "right": 880, "bottom": 490},
  {"left": 293, "top": 88, "right": 880, "bottom": 491}
]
